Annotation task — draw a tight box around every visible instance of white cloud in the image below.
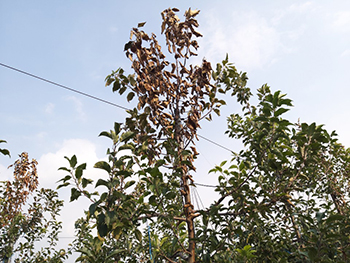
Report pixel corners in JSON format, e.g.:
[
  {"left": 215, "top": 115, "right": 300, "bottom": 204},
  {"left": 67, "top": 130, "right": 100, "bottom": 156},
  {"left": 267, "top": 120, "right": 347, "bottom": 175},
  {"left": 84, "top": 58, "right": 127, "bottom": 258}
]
[
  {"left": 332, "top": 11, "right": 350, "bottom": 32},
  {"left": 285, "top": 25, "right": 306, "bottom": 42},
  {"left": 201, "top": 11, "right": 282, "bottom": 71},
  {"left": 37, "top": 138, "right": 105, "bottom": 189},
  {"left": 36, "top": 139, "right": 108, "bottom": 250},
  {"left": 66, "top": 96, "right": 87, "bottom": 121},
  {"left": 341, "top": 49, "right": 350, "bottom": 57},
  {"left": 0, "top": 164, "right": 12, "bottom": 181},
  {"left": 36, "top": 131, "right": 47, "bottom": 139},
  {"left": 44, "top": 102, "right": 55, "bottom": 114},
  {"left": 110, "top": 26, "right": 118, "bottom": 33},
  {"left": 289, "top": 2, "right": 313, "bottom": 13}
]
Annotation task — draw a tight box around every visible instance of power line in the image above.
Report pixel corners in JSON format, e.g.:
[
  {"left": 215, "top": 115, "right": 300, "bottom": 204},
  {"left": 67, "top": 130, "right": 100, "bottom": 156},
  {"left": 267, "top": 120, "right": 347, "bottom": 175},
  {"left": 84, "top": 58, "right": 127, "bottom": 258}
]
[
  {"left": 0, "top": 62, "right": 129, "bottom": 111},
  {"left": 0, "top": 62, "right": 233, "bottom": 153},
  {"left": 197, "top": 134, "right": 233, "bottom": 153},
  {"left": 194, "top": 182, "right": 218, "bottom": 188}
]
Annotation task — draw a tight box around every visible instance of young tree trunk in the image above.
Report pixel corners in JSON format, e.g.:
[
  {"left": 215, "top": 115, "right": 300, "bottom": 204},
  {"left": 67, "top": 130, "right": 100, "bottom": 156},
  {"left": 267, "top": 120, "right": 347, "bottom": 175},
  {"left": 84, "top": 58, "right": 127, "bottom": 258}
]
[
  {"left": 174, "top": 106, "right": 196, "bottom": 262},
  {"left": 181, "top": 173, "right": 196, "bottom": 263}
]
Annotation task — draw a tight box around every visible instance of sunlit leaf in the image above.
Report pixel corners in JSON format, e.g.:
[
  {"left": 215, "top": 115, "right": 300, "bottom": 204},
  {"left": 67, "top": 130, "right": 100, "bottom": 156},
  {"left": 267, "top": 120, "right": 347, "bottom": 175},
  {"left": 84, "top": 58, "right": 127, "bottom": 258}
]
[{"left": 94, "top": 161, "right": 111, "bottom": 173}]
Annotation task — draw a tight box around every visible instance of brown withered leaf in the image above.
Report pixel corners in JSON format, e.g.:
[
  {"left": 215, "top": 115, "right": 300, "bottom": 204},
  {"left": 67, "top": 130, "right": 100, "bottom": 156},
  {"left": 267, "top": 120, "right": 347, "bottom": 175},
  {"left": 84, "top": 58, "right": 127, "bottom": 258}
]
[
  {"left": 138, "top": 22, "right": 147, "bottom": 28},
  {"left": 190, "top": 146, "right": 198, "bottom": 156},
  {"left": 163, "top": 112, "right": 173, "bottom": 120},
  {"left": 185, "top": 8, "right": 200, "bottom": 19},
  {"left": 124, "top": 41, "right": 133, "bottom": 51}
]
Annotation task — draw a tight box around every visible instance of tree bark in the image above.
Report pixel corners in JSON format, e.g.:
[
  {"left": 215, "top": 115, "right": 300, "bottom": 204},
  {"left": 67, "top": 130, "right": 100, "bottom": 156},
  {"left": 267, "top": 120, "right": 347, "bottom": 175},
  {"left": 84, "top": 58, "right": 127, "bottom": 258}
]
[{"left": 174, "top": 105, "right": 196, "bottom": 263}]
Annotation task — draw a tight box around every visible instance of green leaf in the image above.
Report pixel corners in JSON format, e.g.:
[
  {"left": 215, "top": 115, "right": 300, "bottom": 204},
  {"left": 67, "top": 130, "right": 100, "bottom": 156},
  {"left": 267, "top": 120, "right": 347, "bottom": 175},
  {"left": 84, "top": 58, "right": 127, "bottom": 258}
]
[
  {"left": 70, "top": 188, "right": 81, "bottom": 202},
  {"left": 316, "top": 211, "right": 326, "bottom": 223},
  {"left": 119, "top": 86, "right": 127, "bottom": 95},
  {"left": 114, "top": 122, "right": 121, "bottom": 135},
  {"left": 65, "top": 155, "right": 77, "bottom": 168},
  {"left": 128, "top": 75, "right": 136, "bottom": 86},
  {"left": 58, "top": 167, "right": 71, "bottom": 172},
  {"left": 274, "top": 107, "right": 289, "bottom": 117},
  {"left": 165, "top": 192, "right": 176, "bottom": 199},
  {"left": 106, "top": 249, "right": 125, "bottom": 259},
  {"left": 75, "top": 163, "right": 87, "bottom": 180},
  {"left": 112, "top": 79, "right": 121, "bottom": 92},
  {"left": 113, "top": 227, "right": 123, "bottom": 239},
  {"left": 100, "top": 192, "right": 108, "bottom": 202},
  {"left": 0, "top": 140, "right": 10, "bottom": 157},
  {"left": 308, "top": 122, "right": 316, "bottom": 136},
  {"left": 56, "top": 182, "right": 70, "bottom": 189},
  {"left": 127, "top": 92, "right": 135, "bottom": 102},
  {"left": 99, "top": 131, "right": 112, "bottom": 139},
  {"left": 213, "top": 108, "right": 221, "bottom": 116},
  {"left": 97, "top": 214, "right": 108, "bottom": 237},
  {"left": 307, "top": 247, "right": 317, "bottom": 260},
  {"left": 212, "top": 71, "right": 218, "bottom": 80},
  {"left": 89, "top": 201, "right": 100, "bottom": 216},
  {"left": 94, "top": 161, "right": 111, "bottom": 173},
  {"left": 0, "top": 148, "right": 10, "bottom": 157},
  {"left": 57, "top": 175, "right": 71, "bottom": 183},
  {"left": 96, "top": 179, "right": 110, "bottom": 188},
  {"left": 135, "top": 229, "right": 142, "bottom": 242},
  {"left": 118, "top": 143, "right": 135, "bottom": 151},
  {"left": 280, "top": 98, "right": 293, "bottom": 106},
  {"left": 120, "top": 131, "right": 135, "bottom": 142},
  {"left": 219, "top": 160, "right": 227, "bottom": 167},
  {"left": 326, "top": 214, "right": 343, "bottom": 224},
  {"left": 149, "top": 195, "right": 157, "bottom": 206},
  {"left": 124, "top": 180, "right": 135, "bottom": 189},
  {"left": 82, "top": 178, "right": 93, "bottom": 188},
  {"left": 111, "top": 131, "right": 119, "bottom": 144}
]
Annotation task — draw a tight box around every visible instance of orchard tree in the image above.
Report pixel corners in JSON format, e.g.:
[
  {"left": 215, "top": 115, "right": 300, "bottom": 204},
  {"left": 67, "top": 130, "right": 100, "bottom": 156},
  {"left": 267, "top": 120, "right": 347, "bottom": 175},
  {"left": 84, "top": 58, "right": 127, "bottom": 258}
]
[
  {"left": 59, "top": 7, "right": 350, "bottom": 263},
  {"left": 205, "top": 85, "right": 350, "bottom": 262},
  {"left": 0, "top": 144, "right": 68, "bottom": 263},
  {"left": 59, "top": 7, "right": 249, "bottom": 263}
]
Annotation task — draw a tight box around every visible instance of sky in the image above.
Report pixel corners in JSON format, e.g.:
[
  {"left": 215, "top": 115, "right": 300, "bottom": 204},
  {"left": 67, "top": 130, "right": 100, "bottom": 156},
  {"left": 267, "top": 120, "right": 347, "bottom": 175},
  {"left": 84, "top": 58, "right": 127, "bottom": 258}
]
[{"left": 1, "top": 0, "right": 350, "bottom": 261}]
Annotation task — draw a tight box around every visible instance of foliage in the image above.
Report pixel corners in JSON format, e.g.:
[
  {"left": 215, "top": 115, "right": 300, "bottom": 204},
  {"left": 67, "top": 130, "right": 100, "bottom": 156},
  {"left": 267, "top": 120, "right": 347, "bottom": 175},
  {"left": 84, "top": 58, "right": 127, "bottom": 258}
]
[
  {"left": 206, "top": 85, "right": 350, "bottom": 262},
  {"left": 0, "top": 140, "right": 10, "bottom": 157},
  {"left": 58, "top": 7, "right": 350, "bottom": 263},
  {"left": 0, "top": 151, "right": 67, "bottom": 263}
]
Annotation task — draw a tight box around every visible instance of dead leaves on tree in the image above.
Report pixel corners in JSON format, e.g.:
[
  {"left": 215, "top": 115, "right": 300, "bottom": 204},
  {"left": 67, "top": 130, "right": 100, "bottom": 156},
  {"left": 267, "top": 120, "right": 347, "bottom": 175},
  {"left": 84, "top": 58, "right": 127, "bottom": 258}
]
[
  {"left": 122, "top": 8, "right": 221, "bottom": 146},
  {"left": 1, "top": 153, "right": 38, "bottom": 225}
]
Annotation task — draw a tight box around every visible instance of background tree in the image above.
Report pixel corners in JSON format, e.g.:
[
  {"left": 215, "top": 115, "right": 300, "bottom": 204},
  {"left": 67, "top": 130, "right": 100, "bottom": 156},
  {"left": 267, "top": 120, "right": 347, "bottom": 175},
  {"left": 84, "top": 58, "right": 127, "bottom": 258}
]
[
  {"left": 0, "top": 146, "right": 68, "bottom": 263},
  {"left": 206, "top": 85, "right": 350, "bottom": 262}
]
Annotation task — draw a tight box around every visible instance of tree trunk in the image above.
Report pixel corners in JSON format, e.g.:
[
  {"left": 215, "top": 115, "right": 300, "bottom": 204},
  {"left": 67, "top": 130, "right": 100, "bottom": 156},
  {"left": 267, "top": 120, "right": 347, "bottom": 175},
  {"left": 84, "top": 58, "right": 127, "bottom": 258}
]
[
  {"left": 174, "top": 106, "right": 196, "bottom": 262},
  {"left": 182, "top": 173, "right": 196, "bottom": 263}
]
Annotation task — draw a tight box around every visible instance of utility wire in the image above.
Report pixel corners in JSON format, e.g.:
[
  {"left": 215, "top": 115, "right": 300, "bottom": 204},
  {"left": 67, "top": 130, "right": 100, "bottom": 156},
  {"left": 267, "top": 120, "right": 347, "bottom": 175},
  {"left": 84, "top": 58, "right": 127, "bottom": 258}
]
[
  {"left": 0, "top": 62, "right": 232, "bottom": 154},
  {"left": 0, "top": 62, "right": 129, "bottom": 111},
  {"left": 194, "top": 182, "right": 218, "bottom": 188},
  {"left": 198, "top": 134, "right": 233, "bottom": 152}
]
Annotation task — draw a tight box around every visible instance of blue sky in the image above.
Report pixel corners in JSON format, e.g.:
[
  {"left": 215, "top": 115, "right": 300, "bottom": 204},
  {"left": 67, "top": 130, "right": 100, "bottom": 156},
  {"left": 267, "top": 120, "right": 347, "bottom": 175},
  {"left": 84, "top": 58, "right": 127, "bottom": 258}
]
[{"left": 1, "top": 0, "right": 350, "bottom": 260}]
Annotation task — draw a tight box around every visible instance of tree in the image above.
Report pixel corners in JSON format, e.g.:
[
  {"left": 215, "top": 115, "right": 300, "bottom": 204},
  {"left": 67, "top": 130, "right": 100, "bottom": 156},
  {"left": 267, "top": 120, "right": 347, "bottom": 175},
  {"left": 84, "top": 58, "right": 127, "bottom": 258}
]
[
  {"left": 0, "top": 144, "right": 68, "bottom": 263},
  {"left": 59, "top": 7, "right": 249, "bottom": 263},
  {"left": 59, "top": 8, "right": 350, "bottom": 263},
  {"left": 205, "top": 85, "right": 350, "bottom": 262}
]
